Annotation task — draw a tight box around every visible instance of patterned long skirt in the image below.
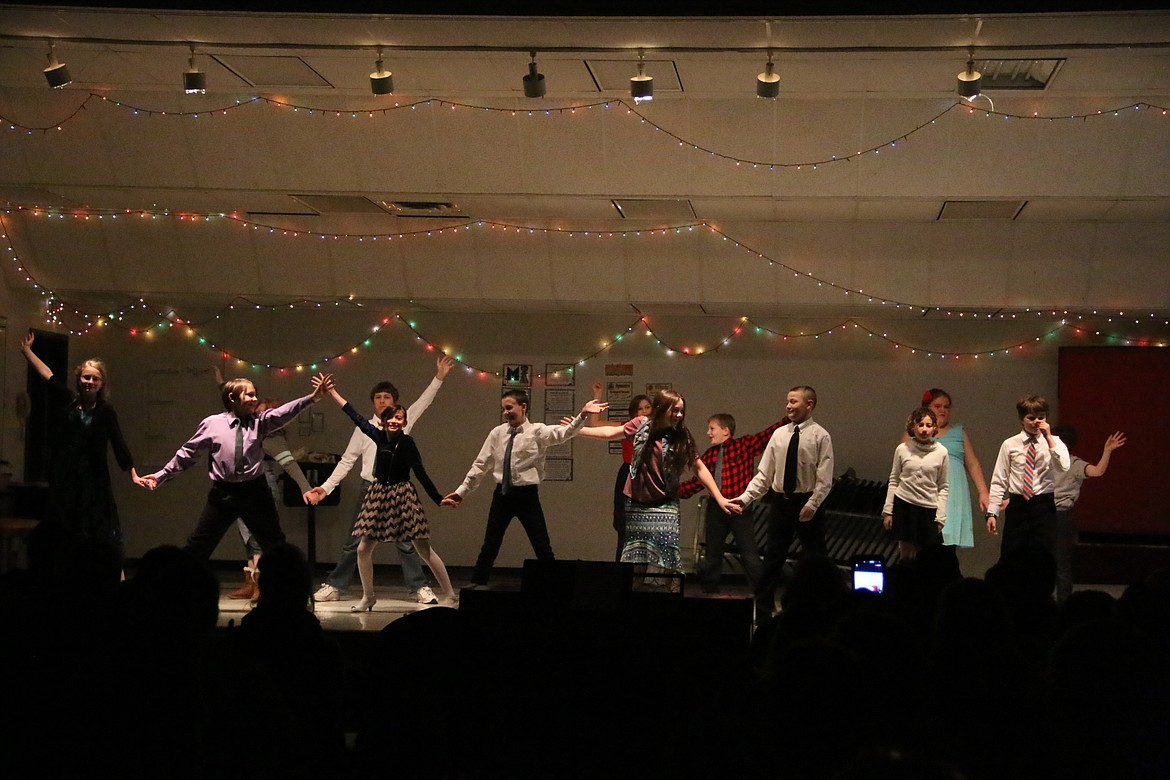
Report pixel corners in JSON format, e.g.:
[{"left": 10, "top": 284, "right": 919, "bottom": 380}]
[
  {"left": 621, "top": 498, "right": 681, "bottom": 572},
  {"left": 351, "top": 480, "right": 429, "bottom": 543}
]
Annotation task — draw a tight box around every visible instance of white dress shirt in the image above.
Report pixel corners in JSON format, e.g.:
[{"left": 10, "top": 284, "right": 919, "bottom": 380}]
[
  {"left": 986, "top": 430, "right": 1070, "bottom": 516},
  {"left": 737, "top": 418, "right": 834, "bottom": 511},
  {"left": 455, "top": 413, "right": 587, "bottom": 497},
  {"left": 318, "top": 377, "right": 443, "bottom": 495}
]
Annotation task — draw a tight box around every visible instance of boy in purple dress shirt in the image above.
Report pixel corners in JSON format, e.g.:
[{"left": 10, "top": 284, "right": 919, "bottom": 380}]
[{"left": 143, "top": 373, "right": 333, "bottom": 560}]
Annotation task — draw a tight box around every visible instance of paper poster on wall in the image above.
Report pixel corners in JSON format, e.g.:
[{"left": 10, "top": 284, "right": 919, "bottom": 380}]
[
  {"left": 545, "top": 364, "right": 575, "bottom": 386},
  {"left": 503, "top": 363, "right": 532, "bottom": 387},
  {"left": 606, "top": 381, "right": 633, "bottom": 404},
  {"left": 646, "top": 382, "right": 672, "bottom": 396},
  {"left": 608, "top": 441, "right": 624, "bottom": 456},
  {"left": 544, "top": 458, "right": 573, "bottom": 482},
  {"left": 545, "top": 414, "right": 574, "bottom": 457},
  {"left": 605, "top": 363, "right": 634, "bottom": 377},
  {"left": 544, "top": 389, "right": 576, "bottom": 413}
]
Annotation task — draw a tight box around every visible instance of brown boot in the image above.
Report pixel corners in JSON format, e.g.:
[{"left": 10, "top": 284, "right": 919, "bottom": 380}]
[{"left": 228, "top": 567, "right": 258, "bottom": 599}]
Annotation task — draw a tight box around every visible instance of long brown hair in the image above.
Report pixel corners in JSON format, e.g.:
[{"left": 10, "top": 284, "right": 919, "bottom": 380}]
[{"left": 638, "top": 389, "right": 698, "bottom": 476}]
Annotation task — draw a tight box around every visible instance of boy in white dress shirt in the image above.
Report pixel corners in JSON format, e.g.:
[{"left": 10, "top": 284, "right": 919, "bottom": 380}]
[
  {"left": 442, "top": 389, "right": 607, "bottom": 588},
  {"left": 735, "top": 386, "right": 834, "bottom": 616},
  {"left": 985, "top": 395, "right": 1070, "bottom": 561}
]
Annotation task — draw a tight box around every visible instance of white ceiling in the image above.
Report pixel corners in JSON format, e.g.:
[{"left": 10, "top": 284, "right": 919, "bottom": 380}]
[{"left": 0, "top": 5, "right": 1168, "bottom": 319}]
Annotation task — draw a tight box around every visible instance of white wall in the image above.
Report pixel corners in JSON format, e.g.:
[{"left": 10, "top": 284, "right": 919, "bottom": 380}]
[{"left": 5, "top": 308, "right": 1077, "bottom": 579}]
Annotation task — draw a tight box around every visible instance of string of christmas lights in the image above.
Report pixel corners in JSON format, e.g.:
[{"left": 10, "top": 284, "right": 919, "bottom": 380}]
[
  {"left": 8, "top": 207, "right": 1169, "bottom": 332},
  {"left": 111, "top": 310, "right": 1166, "bottom": 380},
  {"left": 2, "top": 92, "right": 1166, "bottom": 172}
]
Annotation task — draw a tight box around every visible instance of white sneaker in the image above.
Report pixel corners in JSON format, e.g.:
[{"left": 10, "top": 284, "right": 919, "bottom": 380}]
[
  {"left": 313, "top": 583, "right": 342, "bottom": 602},
  {"left": 415, "top": 586, "right": 439, "bottom": 605}
]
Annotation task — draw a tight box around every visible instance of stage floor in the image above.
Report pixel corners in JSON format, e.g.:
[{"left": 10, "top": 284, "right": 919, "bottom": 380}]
[{"left": 215, "top": 565, "right": 759, "bottom": 631}]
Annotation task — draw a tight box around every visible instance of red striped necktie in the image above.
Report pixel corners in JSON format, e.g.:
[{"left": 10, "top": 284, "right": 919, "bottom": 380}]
[{"left": 1022, "top": 437, "right": 1037, "bottom": 500}]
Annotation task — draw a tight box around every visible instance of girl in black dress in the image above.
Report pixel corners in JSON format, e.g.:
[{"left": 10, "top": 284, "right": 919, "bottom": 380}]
[{"left": 20, "top": 332, "right": 148, "bottom": 566}]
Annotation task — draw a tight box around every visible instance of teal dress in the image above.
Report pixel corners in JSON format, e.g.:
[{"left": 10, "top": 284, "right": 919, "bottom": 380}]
[{"left": 936, "top": 425, "right": 974, "bottom": 548}]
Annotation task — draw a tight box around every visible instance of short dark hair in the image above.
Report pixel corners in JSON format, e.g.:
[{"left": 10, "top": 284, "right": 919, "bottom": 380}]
[
  {"left": 379, "top": 404, "right": 407, "bottom": 426},
  {"left": 502, "top": 388, "right": 529, "bottom": 408},
  {"left": 1016, "top": 395, "right": 1049, "bottom": 419},
  {"left": 708, "top": 413, "right": 736, "bottom": 438},
  {"left": 789, "top": 385, "right": 817, "bottom": 407},
  {"left": 370, "top": 381, "right": 399, "bottom": 403},
  {"left": 906, "top": 407, "right": 937, "bottom": 436}
]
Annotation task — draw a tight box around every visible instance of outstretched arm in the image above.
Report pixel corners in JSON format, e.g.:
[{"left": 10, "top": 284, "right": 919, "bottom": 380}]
[
  {"left": 20, "top": 333, "right": 53, "bottom": 382},
  {"left": 311, "top": 373, "right": 339, "bottom": 404},
  {"left": 575, "top": 424, "right": 626, "bottom": 441},
  {"left": 1086, "top": 431, "right": 1126, "bottom": 478}
]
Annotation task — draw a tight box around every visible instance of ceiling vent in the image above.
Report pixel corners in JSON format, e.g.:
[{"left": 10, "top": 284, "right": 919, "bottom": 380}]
[
  {"left": 378, "top": 200, "right": 468, "bottom": 219},
  {"left": 212, "top": 55, "right": 332, "bottom": 88},
  {"left": 289, "top": 194, "right": 390, "bottom": 214},
  {"left": 612, "top": 198, "right": 696, "bottom": 220},
  {"left": 972, "top": 59, "right": 1063, "bottom": 90},
  {"left": 938, "top": 200, "right": 1027, "bottom": 220}
]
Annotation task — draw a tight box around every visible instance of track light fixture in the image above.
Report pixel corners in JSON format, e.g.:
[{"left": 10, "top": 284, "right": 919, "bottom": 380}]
[
  {"left": 43, "top": 41, "right": 71, "bottom": 89},
  {"left": 630, "top": 49, "right": 653, "bottom": 103},
  {"left": 370, "top": 46, "right": 394, "bottom": 95},
  {"left": 183, "top": 46, "right": 206, "bottom": 94},
  {"left": 522, "top": 51, "right": 546, "bottom": 98},
  {"left": 756, "top": 52, "right": 780, "bottom": 98},
  {"left": 956, "top": 50, "right": 982, "bottom": 100}
]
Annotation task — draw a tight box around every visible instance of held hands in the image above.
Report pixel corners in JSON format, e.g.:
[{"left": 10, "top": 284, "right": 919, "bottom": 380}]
[
  {"left": 440, "top": 492, "right": 462, "bottom": 508},
  {"left": 140, "top": 475, "right": 158, "bottom": 491},
  {"left": 310, "top": 372, "right": 335, "bottom": 399},
  {"left": 717, "top": 497, "right": 743, "bottom": 515},
  {"left": 1104, "top": 431, "right": 1127, "bottom": 452},
  {"left": 304, "top": 487, "right": 327, "bottom": 505}
]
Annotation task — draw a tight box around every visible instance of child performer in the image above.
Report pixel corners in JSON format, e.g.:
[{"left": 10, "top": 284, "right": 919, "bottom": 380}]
[
  {"left": 441, "top": 389, "right": 608, "bottom": 589},
  {"left": 883, "top": 407, "right": 950, "bottom": 562},
  {"left": 308, "top": 356, "right": 454, "bottom": 605},
  {"left": 679, "top": 411, "right": 787, "bottom": 594},
  {"left": 1050, "top": 426, "right": 1126, "bottom": 603},
  {"left": 576, "top": 390, "right": 740, "bottom": 580},
  {"left": 734, "top": 386, "right": 834, "bottom": 617},
  {"left": 315, "top": 375, "right": 456, "bottom": 611},
  {"left": 20, "top": 332, "right": 148, "bottom": 567},
  {"left": 985, "top": 395, "right": 1070, "bottom": 561},
  {"left": 142, "top": 374, "right": 334, "bottom": 561},
  {"left": 227, "top": 396, "right": 317, "bottom": 601},
  {"left": 589, "top": 381, "right": 653, "bottom": 562}
]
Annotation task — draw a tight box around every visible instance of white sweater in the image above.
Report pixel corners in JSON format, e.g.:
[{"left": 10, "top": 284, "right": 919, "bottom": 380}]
[{"left": 883, "top": 440, "right": 950, "bottom": 526}]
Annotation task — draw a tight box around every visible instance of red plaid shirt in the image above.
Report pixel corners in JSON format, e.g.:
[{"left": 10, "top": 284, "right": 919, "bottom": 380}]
[{"left": 678, "top": 419, "right": 788, "bottom": 499}]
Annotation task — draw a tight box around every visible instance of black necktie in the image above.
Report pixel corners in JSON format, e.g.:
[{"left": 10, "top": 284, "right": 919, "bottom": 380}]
[
  {"left": 783, "top": 424, "right": 800, "bottom": 494},
  {"left": 232, "top": 416, "right": 251, "bottom": 475},
  {"left": 501, "top": 427, "right": 519, "bottom": 494}
]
